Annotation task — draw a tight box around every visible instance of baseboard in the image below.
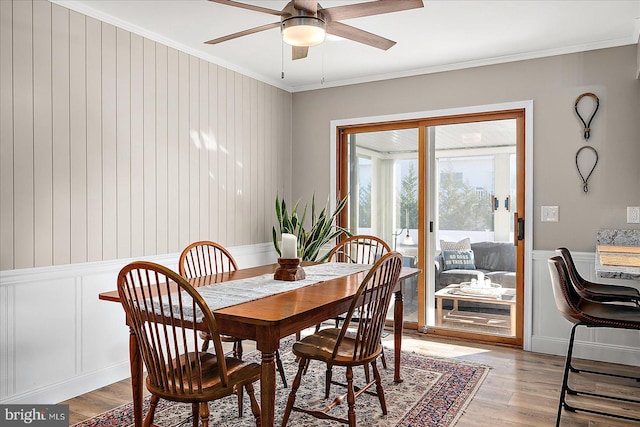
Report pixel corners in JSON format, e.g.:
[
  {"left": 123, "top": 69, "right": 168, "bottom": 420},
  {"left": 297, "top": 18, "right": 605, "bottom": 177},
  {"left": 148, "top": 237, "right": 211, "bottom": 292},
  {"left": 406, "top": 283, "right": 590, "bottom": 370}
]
[
  {"left": 2, "top": 362, "right": 131, "bottom": 405},
  {"left": 531, "top": 335, "right": 640, "bottom": 367}
]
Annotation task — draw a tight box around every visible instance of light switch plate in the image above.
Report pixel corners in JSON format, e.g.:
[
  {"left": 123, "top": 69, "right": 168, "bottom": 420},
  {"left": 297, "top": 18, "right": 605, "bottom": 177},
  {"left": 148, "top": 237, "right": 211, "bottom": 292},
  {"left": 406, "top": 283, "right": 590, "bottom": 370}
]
[
  {"left": 627, "top": 207, "right": 640, "bottom": 223},
  {"left": 541, "top": 206, "right": 559, "bottom": 222}
]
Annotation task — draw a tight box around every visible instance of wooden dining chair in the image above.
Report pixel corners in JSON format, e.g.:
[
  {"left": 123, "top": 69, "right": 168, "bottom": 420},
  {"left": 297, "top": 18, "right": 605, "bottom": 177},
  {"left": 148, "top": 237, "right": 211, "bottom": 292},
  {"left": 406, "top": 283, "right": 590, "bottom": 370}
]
[
  {"left": 178, "top": 240, "right": 288, "bottom": 390},
  {"left": 556, "top": 247, "right": 640, "bottom": 306},
  {"left": 327, "top": 234, "right": 391, "bottom": 266},
  {"left": 179, "top": 241, "right": 242, "bottom": 355},
  {"left": 323, "top": 235, "right": 392, "bottom": 369},
  {"left": 325, "top": 235, "right": 391, "bottom": 327},
  {"left": 281, "top": 252, "right": 403, "bottom": 427},
  {"left": 547, "top": 256, "right": 640, "bottom": 426},
  {"left": 117, "top": 261, "right": 261, "bottom": 427}
]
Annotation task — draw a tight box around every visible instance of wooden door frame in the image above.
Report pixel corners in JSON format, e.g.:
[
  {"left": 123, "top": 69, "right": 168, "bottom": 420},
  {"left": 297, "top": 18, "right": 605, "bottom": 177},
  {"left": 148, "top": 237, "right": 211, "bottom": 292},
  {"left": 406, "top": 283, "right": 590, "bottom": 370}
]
[{"left": 334, "top": 106, "right": 529, "bottom": 348}]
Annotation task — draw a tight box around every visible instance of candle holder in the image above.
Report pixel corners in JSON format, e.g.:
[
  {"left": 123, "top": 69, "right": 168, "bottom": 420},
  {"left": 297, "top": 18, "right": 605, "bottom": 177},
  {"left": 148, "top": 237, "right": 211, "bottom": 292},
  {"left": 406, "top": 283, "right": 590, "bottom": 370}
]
[{"left": 274, "top": 258, "right": 306, "bottom": 281}]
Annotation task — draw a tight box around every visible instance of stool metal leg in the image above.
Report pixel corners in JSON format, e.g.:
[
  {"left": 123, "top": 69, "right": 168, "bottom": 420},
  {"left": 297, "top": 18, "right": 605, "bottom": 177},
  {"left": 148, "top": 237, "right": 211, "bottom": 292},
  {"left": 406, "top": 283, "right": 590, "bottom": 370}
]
[
  {"left": 557, "top": 323, "right": 579, "bottom": 427},
  {"left": 557, "top": 323, "right": 640, "bottom": 425}
]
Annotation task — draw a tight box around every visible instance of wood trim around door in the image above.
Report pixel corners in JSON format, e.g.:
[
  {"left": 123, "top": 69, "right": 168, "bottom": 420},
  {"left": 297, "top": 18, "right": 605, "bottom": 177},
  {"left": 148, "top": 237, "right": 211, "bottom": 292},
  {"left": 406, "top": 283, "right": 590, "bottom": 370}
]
[{"left": 335, "top": 108, "right": 526, "bottom": 347}]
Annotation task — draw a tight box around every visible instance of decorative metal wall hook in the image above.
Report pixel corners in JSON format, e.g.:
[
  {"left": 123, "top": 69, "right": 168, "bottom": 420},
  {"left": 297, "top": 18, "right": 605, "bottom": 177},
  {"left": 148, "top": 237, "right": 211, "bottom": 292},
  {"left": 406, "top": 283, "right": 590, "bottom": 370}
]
[
  {"left": 574, "top": 92, "right": 599, "bottom": 141},
  {"left": 575, "top": 145, "right": 599, "bottom": 193}
]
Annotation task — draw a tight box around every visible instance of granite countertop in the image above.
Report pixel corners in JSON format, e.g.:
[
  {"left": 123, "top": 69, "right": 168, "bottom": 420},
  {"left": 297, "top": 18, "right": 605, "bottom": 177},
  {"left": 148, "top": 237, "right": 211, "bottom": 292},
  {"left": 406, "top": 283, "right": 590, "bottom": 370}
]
[{"left": 595, "top": 229, "right": 640, "bottom": 280}]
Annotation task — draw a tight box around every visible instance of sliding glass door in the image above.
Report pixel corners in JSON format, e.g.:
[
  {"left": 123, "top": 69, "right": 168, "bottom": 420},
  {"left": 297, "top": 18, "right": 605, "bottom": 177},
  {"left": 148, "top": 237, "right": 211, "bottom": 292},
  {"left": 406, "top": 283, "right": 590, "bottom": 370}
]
[
  {"left": 336, "top": 109, "right": 525, "bottom": 346},
  {"left": 339, "top": 126, "right": 420, "bottom": 325}
]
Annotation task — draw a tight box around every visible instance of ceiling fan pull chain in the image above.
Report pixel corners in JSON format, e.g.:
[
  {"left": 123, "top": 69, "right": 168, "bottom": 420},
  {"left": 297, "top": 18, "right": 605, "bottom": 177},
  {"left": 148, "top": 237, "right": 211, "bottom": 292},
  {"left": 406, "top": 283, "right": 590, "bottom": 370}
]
[
  {"left": 321, "top": 42, "right": 325, "bottom": 85},
  {"left": 281, "top": 39, "right": 286, "bottom": 79}
]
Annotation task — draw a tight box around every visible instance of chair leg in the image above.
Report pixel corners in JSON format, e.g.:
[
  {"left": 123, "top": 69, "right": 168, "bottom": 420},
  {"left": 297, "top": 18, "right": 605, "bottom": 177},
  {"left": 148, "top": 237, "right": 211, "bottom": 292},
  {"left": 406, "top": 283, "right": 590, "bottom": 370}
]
[
  {"left": 557, "top": 323, "right": 579, "bottom": 427},
  {"left": 372, "top": 360, "right": 388, "bottom": 415},
  {"left": 237, "top": 383, "right": 244, "bottom": 417},
  {"left": 199, "top": 401, "right": 210, "bottom": 427},
  {"left": 325, "top": 364, "right": 333, "bottom": 398},
  {"left": 276, "top": 350, "right": 288, "bottom": 388},
  {"left": 346, "top": 366, "right": 356, "bottom": 427},
  {"left": 281, "top": 357, "right": 307, "bottom": 427},
  {"left": 234, "top": 340, "right": 243, "bottom": 360},
  {"left": 245, "top": 382, "right": 261, "bottom": 427},
  {"left": 191, "top": 403, "right": 199, "bottom": 427},
  {"left": 380, "top": 346, "right": 387, "bottom": 369},
  {"left": 555, "top": 323, "right": 640, "bottom": 425},
  {"left": 143, "top": 395, "right": 159, "bottom": 427},
  {"left": 201, "top": 338, "right": 210, "bottom": 352}
]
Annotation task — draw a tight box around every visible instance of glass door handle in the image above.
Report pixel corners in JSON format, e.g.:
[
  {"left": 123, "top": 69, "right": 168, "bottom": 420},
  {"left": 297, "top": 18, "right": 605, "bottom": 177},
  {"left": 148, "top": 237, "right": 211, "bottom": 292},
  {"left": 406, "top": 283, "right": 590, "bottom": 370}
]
[
  {"left": 491, "top": 195, "right": 499, "bottom": 212},
  {"left": 514, "top": 212, "right": 524, "bottom": 245}
]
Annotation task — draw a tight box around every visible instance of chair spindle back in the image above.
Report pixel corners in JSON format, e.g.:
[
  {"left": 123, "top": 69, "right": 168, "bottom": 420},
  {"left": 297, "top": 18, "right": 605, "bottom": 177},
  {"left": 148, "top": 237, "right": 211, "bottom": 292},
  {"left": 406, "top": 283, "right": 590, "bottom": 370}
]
[
  {"left": 179, "top": 241, "right": 238, "bottom": 279},
  {"left": 117, "top": 261, "right": 229, "bottom": 395},
  {"left": 328, "top": 235, "right": 391, "bottom": 265},
  {"left": 332, "top": 252, "right": 403, "bottom": 361}
]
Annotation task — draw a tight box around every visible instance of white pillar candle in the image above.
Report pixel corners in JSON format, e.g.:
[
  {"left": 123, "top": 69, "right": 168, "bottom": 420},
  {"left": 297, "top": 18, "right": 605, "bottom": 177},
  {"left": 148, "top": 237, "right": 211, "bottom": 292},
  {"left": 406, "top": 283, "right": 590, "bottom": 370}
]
[
  {"left": 477, "top": 272, "right": 485, "bottom": 283},
  {"left": 281, "top": 233, "right": 298, "bottom": 259}
]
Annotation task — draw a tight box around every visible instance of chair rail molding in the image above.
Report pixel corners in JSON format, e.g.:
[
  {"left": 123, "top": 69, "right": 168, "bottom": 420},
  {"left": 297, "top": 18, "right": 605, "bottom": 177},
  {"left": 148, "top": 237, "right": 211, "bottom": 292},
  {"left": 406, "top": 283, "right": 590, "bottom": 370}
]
[
  {"left": 0, "top": 243, "right": 275, "bottom": 404},
  {"left": 531, "top": 249, "right": 640, "bottom": 367}
]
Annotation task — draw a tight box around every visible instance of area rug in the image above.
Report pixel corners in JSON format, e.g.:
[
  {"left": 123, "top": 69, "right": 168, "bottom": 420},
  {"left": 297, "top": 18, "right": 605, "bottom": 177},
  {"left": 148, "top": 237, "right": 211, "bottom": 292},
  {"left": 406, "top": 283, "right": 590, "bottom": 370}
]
[{"left": 73, "top": 340, "right": 489, "bottom": 427}]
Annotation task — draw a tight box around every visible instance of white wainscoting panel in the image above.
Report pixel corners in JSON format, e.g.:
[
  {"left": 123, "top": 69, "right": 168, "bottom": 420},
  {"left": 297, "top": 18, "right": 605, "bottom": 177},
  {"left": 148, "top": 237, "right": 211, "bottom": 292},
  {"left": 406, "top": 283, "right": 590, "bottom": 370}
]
[
  {"left": 531, "top": 250, "right": 640, "bottom": 366},
  {"left": 0, "top": 243, "right": 276, "bottom": 404},
  {"left": 5, "top": 247, "right": 638, "bottom": 405}
]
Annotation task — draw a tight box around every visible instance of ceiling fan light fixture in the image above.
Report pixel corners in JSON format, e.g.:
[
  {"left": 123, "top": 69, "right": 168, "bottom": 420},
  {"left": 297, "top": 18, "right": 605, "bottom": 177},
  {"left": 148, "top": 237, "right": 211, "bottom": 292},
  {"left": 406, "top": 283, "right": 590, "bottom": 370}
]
[{"left": 281, "top": 16, "right": 326, "bottom": 47}]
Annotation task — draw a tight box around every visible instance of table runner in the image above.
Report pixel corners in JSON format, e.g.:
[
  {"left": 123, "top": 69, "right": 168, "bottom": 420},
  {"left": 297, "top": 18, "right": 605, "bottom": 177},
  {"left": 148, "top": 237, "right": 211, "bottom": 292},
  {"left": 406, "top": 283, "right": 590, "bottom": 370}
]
[{"left": 153, "top": 262, "right": 372, "bottom": 322}]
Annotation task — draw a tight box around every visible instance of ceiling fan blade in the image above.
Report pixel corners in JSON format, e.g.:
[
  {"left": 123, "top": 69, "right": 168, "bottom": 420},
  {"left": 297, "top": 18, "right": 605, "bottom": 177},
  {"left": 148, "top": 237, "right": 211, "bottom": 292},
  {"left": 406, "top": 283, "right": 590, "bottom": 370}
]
[
  {"left": 321, "top": 0, "right": 423, "bottom": 22},
  {"left": 326, "top": 21, "right": 396, "bottom": 51},
  {"left": 293, "top": 0, "right": 318, "bottom": 14},
  {"left": 207, "top": 0, "right": 283, "bottom": 16},
  {"left": 204, "top": 22, "right": 280, "bottom": 45},
  {"left": 292, "top": 46, "right": 309, "bottom": 60}
]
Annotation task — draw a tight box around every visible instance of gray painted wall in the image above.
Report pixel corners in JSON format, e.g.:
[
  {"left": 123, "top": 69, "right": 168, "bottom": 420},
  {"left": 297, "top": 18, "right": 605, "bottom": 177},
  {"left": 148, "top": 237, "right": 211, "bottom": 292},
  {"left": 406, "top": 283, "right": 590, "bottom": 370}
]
[
  {"left": 291, "top": 45, "right": 640, "bottom": 252},
  {"left": 0, "top": 0, "right": 292, "bottom": 271}
]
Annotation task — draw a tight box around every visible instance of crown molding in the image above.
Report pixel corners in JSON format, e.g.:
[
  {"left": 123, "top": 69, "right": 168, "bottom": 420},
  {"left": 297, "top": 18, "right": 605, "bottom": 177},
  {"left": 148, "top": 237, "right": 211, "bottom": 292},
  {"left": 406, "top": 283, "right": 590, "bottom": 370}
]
[{"left": 50, "top": 0, "right": 294, "bottom": 92}]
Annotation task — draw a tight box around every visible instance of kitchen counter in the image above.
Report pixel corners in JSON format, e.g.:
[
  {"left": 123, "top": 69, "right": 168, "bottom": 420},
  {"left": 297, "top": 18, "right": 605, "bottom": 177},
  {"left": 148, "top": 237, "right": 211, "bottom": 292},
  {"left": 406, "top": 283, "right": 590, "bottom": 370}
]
[{"left": 595, "top": 229, "right": 640, "bottom": 280}]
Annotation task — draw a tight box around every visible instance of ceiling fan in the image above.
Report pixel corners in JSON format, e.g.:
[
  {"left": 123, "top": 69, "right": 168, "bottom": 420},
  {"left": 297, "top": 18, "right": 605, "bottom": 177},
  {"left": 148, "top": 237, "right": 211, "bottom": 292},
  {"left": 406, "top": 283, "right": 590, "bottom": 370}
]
[{"left": 204, "top": 0, "right": 424, "bottom": 60}]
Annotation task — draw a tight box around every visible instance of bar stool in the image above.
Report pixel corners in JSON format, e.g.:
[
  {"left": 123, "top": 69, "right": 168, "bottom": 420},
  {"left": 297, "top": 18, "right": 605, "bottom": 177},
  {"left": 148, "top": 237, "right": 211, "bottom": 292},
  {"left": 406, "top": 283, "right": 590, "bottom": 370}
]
[
  {"left": 548, "top": 256, "right": 640, "bottom": 426},
  {"left": 557, "top": 247, "right": 640, "bottom": 306}
]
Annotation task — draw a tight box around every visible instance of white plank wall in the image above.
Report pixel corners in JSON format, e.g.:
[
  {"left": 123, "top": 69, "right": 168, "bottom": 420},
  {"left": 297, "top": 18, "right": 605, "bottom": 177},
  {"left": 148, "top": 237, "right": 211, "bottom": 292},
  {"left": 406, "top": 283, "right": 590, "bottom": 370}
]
[
  {"left": 0, "top": 0, "right": 292, "bottom": 271},
  {"left": 0, "top": 1, "right": 14, "bottom": 269}
]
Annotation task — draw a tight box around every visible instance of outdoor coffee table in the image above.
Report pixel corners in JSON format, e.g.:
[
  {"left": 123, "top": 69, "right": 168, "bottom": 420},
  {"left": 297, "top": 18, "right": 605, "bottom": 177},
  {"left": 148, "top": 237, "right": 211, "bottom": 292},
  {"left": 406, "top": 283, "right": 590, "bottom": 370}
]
[{"left": 435, "top": 283, "right": 516, "bottom": 335}]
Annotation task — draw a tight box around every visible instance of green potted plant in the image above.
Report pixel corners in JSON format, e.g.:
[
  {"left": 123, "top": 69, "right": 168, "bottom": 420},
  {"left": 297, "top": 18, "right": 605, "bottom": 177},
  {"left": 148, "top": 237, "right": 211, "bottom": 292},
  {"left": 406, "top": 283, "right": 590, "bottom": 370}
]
[{"left": 272, "top": 194, "right": 351, "bottom": 262}]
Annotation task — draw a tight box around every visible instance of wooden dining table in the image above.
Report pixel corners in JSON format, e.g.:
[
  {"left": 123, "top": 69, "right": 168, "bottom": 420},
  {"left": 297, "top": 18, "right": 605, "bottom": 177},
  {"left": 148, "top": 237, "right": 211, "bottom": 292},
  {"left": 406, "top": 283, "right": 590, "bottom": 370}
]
[{"left": 99, "top": 262, "right": 420, "bottom": 427}]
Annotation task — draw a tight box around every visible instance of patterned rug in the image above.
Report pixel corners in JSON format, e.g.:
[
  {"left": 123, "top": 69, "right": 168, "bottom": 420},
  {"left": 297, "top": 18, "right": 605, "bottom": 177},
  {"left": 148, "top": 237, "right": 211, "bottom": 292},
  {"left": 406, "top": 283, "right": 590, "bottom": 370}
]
[{"left": 72, "top": 340, "right": 489, "bottom": 427}]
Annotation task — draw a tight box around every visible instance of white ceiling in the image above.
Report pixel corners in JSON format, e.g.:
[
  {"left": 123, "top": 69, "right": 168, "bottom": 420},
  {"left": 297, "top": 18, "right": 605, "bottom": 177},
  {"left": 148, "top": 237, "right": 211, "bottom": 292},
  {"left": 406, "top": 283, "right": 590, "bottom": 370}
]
[{"left": 54, "top": 0, "right": 640, "bottom": 93}]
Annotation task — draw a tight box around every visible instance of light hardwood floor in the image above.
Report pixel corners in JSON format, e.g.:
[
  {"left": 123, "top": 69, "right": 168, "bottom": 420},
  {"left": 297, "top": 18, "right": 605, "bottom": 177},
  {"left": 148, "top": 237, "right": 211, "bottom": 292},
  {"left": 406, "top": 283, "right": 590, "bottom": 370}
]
[{"left": 63, "top": 329, "right": 640, "bottom": 426}]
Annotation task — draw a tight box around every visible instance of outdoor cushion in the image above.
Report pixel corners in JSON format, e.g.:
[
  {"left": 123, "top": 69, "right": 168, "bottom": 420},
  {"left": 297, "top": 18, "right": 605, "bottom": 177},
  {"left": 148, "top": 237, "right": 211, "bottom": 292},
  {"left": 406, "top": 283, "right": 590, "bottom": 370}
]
[
  {"left": 440, "top": 238, "right": 471, "bottom": 251},
  {"left": 441, "top": 250, "right": 475, "bottom": 270}
]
